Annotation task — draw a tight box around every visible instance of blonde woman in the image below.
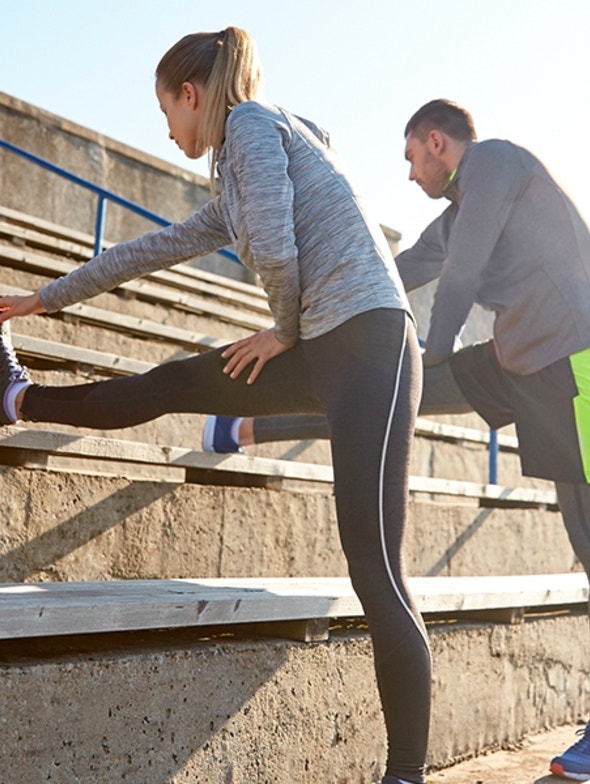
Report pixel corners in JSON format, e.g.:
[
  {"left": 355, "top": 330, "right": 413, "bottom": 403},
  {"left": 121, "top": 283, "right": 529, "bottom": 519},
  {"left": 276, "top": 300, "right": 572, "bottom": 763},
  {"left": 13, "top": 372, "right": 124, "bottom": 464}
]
[{"left": 0, "top": 28, "right": 430, "bottom": 784}]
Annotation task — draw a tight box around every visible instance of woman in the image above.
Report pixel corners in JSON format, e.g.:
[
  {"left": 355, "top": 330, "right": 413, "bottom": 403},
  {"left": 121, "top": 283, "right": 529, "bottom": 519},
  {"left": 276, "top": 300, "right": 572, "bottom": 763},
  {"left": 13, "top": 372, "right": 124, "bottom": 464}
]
[{"left": 0, "top": 27, "right": 430, "bottom": 784}]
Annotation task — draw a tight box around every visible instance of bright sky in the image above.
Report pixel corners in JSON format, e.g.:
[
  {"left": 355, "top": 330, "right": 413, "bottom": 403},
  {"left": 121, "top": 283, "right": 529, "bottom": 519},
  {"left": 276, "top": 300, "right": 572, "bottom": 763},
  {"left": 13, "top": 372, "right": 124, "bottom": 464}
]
[{"left": 1, "top": 0, "right": 588, "bottom": 249}]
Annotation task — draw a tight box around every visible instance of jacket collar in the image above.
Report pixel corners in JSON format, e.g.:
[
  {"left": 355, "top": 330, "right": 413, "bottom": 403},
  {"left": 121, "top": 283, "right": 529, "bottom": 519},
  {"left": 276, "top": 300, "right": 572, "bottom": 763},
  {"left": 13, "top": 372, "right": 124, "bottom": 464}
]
[{"left": 441, "top": 141, "right": 475, "bottom": 203}]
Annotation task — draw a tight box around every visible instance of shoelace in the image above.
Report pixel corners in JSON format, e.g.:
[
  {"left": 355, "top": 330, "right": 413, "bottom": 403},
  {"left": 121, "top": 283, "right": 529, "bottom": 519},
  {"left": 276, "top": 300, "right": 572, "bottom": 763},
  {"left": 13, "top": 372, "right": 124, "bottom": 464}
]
[
  {"left": 0, "top": 326, "right": 29, "bottom": 381},
  {"left": 567, "top": 726, "right": 590, "bottom": 754}
]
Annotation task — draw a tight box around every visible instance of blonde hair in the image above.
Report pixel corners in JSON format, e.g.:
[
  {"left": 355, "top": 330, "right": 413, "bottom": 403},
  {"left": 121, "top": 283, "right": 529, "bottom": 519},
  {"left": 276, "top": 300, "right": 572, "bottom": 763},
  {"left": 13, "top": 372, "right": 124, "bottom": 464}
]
[{"left": 156, "top": 27, "right": 262, "bottom": 192}]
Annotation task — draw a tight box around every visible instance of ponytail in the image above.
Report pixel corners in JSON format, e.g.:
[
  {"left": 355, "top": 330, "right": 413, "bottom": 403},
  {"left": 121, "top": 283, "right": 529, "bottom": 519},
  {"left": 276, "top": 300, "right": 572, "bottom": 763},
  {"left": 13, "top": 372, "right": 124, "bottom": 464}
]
[{"left": 156, "top": 27, "right": 262, "bottom": 192}]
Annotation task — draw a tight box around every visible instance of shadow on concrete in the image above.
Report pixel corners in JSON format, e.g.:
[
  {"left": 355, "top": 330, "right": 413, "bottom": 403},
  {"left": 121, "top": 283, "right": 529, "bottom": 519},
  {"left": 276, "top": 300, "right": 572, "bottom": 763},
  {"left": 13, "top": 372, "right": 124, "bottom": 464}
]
[
  {"left": 426, "top": 507, "right": 495, "bottom": 576},
  {"left": 0, "top": 478, "right": 176, "bottom": 581},
  {"left": 0, "top": 622, "right": 296, "bottom": 783}
]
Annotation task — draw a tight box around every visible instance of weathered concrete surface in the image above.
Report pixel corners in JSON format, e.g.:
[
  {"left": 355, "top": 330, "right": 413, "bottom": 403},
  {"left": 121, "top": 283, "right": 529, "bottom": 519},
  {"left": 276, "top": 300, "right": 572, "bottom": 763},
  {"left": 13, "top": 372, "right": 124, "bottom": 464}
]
[
  {"left": 0, "top": 91, "right": 402, "bottom": 284},
  {"left": 0, "top": 613, "right": 588, "bottom": 784},
  {"left": 0, "top": 465, "right": 573, "bottom": 583},
  {"left": 430, "top": 723, "right": 583, "bottom": 784},
  {"left": 0, "top": 91, "right": 248, "bottom": 282}
]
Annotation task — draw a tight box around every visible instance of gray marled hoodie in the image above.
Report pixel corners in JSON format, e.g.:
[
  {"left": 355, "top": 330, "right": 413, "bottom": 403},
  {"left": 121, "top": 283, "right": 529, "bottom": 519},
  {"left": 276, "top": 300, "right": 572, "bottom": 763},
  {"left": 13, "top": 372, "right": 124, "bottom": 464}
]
[
  {"left": 396, "top": 139, "right": 590, "bottom": 374},
  {"left": 39, "top": 101, "right": 410, "bottom": 344}
]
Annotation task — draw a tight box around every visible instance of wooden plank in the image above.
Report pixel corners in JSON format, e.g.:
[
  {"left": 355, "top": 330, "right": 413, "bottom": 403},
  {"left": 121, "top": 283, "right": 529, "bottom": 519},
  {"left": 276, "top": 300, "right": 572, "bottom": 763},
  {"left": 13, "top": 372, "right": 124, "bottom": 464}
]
[
  {"left": 0, "top": 204, "right": 94, "bottom": 246},
  {"left": 1, "top": 284, "right": 227, "bottom": 351},
  {"left": 12, "top": 333, "right": 154, "bottom": 376},
  {"left": 0, "top": 574, "right": 585, "bottom": 641},
  {"left": 0, "top": 426, "right": 559, "bottom": 506},
  {"left": 0, "top": 244, "right": 272, "bottom": 332},
  {"left": 415, "top": 417, "right": 518, "bottom": 450}
]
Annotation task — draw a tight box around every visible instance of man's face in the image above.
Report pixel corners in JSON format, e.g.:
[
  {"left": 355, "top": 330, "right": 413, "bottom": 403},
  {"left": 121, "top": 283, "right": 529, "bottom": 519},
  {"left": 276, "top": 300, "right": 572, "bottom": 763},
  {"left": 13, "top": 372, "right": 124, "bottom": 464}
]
[{"left": 405, "top": 131, "right": 451, "bottom": 199}]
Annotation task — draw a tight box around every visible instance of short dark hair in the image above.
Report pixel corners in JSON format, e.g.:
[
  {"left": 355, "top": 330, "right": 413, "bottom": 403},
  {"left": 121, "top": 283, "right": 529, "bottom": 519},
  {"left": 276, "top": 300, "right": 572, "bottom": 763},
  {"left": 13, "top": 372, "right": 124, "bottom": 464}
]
[{"left": 404, "top": 99, "right": 476, "bottom": 142}]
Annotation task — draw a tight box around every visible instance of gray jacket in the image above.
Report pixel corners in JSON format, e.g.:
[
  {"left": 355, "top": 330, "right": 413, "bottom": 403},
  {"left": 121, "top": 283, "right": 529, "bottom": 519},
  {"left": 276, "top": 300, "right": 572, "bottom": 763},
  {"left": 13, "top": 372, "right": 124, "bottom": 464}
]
[
  {"left": 39, "top": 101, "right": 410, "bottom": 344},
  {"left": 396, "top": 140, "right": 590, "bottom": 374}
]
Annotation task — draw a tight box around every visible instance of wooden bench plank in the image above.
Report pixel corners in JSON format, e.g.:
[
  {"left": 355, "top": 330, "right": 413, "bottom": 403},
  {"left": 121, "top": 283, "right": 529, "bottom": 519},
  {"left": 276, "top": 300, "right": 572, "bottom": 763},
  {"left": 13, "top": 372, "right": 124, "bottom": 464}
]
[
  {"left": 0, "top": 243, "right": 272, "bottom": 332},
  {"left": 13, "top": 333, "right": 154, "bottom": 376},
  {"left": 415, "top": 417, "right": 518, "bottom": 450},
  {"left": 0, "top": 573, "right": 585, "bottom": 640},
  {"left": 2, "top": 284, "right": 228, "bottom": 351},
  {"left": 0, "top": 425, "right": 557, "bottom": 507},
  {"left": 0, "top": 426, "right": 559, "bottom": 506}
]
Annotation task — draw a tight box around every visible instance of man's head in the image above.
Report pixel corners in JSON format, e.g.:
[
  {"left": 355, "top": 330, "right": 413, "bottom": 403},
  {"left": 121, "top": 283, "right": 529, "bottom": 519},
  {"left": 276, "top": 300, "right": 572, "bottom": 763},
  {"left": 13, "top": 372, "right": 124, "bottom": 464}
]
[{"left": 404, "top": 99, "right": 476, "bottom": 198}]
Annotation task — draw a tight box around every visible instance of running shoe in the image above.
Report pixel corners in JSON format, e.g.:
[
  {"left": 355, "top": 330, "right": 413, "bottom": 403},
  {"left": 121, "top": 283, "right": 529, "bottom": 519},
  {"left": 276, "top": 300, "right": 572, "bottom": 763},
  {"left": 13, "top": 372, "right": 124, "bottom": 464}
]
[
  {"left": 201, "top": 415, "right": 244, "bottom": 454},
  {"left": 550, "top": 722, "right": 590, "bottom": 780},
  {"left": 0, "top": 320, "right": 30, "bottom": 424}
]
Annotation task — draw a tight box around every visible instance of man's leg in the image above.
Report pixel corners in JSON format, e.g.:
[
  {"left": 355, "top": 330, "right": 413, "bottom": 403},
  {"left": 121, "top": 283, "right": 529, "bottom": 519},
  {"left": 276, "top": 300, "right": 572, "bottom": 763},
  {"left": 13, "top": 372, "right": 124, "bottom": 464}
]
[
  {"left": 550, "top": 482, "right": 590, "bottom": 781},
  {"left": 203, "top": 358, "right": 474, "bottom": 452}
]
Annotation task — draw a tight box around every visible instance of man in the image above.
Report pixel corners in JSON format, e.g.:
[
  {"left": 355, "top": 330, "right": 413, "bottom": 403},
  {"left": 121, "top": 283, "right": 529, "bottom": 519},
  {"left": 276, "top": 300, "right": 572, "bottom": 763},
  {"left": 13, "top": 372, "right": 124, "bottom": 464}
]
[{"left": 203, "top": 99, "right": 590, "bottom": 781}]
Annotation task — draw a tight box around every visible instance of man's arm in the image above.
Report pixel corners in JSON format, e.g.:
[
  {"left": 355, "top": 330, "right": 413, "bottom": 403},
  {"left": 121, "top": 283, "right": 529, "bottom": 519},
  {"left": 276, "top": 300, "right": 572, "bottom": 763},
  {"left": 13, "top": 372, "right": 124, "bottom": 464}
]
[
  {"left": 422, "top": 141, "right": 528, "bottom": 366},
  {"left": 395, "top": 204, "right": 456, "bottom": 291}
]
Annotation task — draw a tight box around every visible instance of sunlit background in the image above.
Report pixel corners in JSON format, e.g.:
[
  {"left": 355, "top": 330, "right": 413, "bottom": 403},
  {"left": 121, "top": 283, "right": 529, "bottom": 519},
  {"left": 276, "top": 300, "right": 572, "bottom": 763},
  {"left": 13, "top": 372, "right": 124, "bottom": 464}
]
[{"left": 1, "top": 0, "right": 588, "bottom": 249}]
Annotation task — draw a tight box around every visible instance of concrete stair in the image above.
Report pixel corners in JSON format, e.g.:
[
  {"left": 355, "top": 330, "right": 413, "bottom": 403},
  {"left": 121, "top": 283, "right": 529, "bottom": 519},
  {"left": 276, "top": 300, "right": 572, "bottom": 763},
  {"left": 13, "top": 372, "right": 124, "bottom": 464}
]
[
  {"left": 0, "top": 206, "right": 575, "bottom": 583},
  {"left": 0, "top": 204, "right": 587, "bottom": 783}
]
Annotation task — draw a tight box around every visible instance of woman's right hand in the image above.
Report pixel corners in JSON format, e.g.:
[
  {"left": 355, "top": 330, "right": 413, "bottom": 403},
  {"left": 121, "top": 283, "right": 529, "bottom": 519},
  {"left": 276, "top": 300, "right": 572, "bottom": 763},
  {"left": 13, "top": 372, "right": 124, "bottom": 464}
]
[{"left": 0, "top": 293, "right": 46, "bottom": 322}]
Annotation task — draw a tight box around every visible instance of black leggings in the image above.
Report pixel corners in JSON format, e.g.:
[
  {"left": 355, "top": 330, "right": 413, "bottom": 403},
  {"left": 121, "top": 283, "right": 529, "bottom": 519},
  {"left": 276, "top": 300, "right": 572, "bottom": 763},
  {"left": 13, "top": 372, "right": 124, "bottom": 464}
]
[{"left": 22, "top": 307, "right": 430, "bottom": 784}]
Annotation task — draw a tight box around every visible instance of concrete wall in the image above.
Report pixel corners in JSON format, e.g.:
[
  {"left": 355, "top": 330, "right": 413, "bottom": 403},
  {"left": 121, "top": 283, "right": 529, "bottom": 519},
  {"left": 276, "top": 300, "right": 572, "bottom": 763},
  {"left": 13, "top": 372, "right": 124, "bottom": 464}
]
[
  {"left": 1, "top": 612, "right": 588, "bottom": 784},
  {"left": 0, "top": 91, "right": 246, "bottom": 282},
  {"left": 0, "top": 465, "right": 573, "bottom": 584}
]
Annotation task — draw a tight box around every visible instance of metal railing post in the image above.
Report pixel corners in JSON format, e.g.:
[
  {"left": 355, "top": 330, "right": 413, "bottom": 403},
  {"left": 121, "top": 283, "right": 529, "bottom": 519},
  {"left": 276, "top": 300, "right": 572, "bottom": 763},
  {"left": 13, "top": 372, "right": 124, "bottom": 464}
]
[
  {"left": 94, "top": 194, "right": 107, "bottom": 257},
  {"left": 488, "top": 429, "right": 498, "bottom": 484}
]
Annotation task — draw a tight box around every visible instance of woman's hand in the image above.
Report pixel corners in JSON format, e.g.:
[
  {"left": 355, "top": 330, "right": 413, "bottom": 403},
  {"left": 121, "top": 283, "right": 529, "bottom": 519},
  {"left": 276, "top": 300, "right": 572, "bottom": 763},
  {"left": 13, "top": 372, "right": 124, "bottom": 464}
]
[
  {"left": 0, "top": 293, "right": 46, "bottom": 322},
  {"left": 222, "top": 328, "right": 294, "bottom": 385}
]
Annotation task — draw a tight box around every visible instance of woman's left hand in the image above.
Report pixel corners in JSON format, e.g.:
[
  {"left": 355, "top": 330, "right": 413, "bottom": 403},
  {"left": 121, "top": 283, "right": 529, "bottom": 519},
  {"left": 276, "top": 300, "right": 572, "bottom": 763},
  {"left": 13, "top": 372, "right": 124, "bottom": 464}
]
[{"left": 222, "top": 328, "right": 294, "bottom": 385}]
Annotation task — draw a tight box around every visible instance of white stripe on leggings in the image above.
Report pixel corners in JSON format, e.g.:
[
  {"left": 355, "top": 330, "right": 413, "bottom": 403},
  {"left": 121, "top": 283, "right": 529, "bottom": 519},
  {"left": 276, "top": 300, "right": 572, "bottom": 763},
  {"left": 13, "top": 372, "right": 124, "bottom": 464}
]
[{"left": 378, "top": 317, "right": 431, "bottom": 651}]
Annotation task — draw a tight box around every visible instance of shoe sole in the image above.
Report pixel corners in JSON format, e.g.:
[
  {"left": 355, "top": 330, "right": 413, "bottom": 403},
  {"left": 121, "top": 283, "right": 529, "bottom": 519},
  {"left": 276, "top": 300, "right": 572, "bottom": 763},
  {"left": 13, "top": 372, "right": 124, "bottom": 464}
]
[{"left": 550, "top": 761, "right": 590, "bottom": 781}]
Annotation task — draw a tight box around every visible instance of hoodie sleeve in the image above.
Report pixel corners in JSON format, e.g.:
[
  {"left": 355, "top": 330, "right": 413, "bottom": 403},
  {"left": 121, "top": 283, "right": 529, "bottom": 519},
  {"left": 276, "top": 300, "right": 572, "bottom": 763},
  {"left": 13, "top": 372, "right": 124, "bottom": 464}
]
[
  {"left": 38, "top": 198, "right": 231, "bottom": 313},
  {"left": 395, "top": 204, "right": 457, "bottom": 291}
]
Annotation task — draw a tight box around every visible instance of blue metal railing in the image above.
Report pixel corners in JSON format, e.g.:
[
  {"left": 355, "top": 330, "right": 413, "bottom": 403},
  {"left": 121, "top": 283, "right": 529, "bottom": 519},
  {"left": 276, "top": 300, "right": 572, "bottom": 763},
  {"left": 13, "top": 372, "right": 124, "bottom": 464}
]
[
  {"left": 0, "top": 139, "right": 239, "bottom": 262},
  {"left": 1, "top": 138, "right": 500, "bottom": 483}
]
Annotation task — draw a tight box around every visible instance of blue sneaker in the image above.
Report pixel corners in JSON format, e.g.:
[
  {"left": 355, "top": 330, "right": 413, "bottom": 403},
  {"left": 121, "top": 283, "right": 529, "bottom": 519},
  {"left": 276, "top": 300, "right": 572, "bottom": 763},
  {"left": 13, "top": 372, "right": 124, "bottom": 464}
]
[
  {"left": 550, "top": 723, "right": 590, "bottom": 780},
  {"left": 201, "top": 415, "right": 244, "bottom": 454}
]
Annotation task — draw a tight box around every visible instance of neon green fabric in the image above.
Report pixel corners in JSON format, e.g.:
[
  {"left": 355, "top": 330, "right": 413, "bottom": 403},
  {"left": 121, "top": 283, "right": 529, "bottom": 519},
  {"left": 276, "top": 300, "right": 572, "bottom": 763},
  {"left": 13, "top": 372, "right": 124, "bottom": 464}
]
[{"left": 571, "top": 348, "right": 590, "bottom": 482}]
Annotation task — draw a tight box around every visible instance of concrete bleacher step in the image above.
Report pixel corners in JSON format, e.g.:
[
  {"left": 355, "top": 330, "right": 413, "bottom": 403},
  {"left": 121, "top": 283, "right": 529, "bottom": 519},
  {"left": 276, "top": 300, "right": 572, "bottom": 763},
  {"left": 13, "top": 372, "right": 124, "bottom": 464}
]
[
  {"left": 0, "top": 203, "right": 269, "bottom": 310},
  {"left": 0, "top": 205, "right": 529, "bottom": 483},
  {"left": 0, "top": 422, "right": 569, "bottom": 585},
  {"left": 0, "top": 424, "right": 558, "bottom": 508},
  {"left": 5, "top": 284, "right": 227, "bottom": 355},
  {"left": 0, "top": 206, "right": 564, "bottom": 587},
  {"left": 0, "top": 206, "right": 271, "bottom": 355},
  {"left": 0, "top": 241, "right": 273, "bottom": 332}
]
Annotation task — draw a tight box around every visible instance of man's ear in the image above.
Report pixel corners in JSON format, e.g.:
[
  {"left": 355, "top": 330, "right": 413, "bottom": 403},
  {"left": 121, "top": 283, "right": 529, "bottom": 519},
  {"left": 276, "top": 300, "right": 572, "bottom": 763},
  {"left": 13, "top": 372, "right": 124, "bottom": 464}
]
[{"left": 427, "top": 129, "right": 446, "bottom": 155}]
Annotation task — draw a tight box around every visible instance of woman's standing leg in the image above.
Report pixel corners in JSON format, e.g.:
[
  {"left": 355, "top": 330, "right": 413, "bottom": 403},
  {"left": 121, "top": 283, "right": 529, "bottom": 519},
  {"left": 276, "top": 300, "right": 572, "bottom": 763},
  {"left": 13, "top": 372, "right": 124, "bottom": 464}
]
[
  {"left": 304, "top": 309, "right": 430, "bottom": 784},
  {"left": 13, "top": 313, "right": 430, "bottom": 782}
]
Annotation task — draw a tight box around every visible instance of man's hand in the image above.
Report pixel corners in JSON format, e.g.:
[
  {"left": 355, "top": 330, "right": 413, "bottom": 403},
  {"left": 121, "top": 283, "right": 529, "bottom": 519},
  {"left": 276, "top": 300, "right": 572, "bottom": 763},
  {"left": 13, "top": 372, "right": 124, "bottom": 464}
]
[
  {"left": 222, "top": 328, "right": 294, "bottom": 385},
  {"left": 0, "top": 293, "right": 46, "bottom": 322}
]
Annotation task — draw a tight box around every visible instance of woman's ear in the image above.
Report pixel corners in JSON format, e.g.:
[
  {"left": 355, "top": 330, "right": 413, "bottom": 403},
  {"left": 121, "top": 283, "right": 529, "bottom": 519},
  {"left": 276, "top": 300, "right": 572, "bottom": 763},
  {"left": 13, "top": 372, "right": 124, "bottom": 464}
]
[{"left": 181, "top": 81, "right": 198, "bottom": 108}]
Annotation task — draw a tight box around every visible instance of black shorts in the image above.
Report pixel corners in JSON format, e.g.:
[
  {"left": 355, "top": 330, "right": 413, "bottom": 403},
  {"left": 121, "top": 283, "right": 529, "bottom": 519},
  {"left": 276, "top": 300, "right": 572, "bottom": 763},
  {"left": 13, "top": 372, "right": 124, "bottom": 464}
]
[{"left": 449, "top": 341, "right": 590, "bottom": 484}]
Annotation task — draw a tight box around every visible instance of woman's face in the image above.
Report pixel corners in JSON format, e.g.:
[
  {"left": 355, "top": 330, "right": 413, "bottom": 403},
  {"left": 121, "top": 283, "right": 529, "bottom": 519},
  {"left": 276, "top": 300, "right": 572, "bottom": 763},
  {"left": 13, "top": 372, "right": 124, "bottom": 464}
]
[{"left": 156, "top": 81, "right": 207, "bottom": 159}]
